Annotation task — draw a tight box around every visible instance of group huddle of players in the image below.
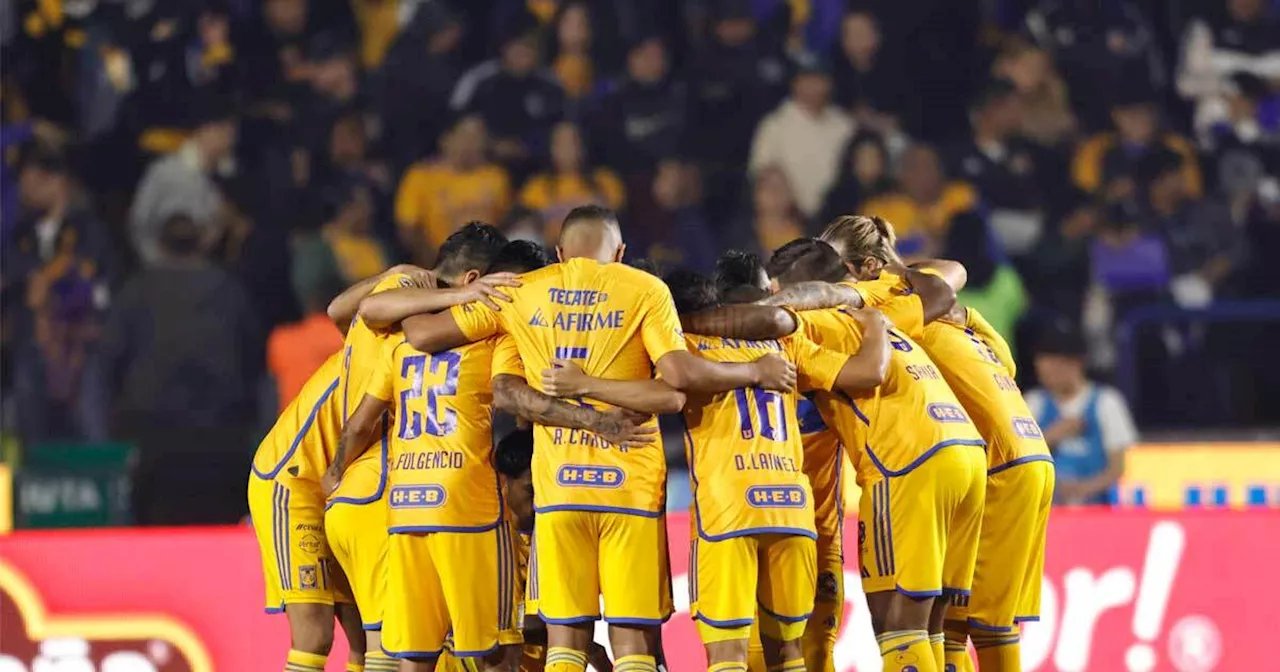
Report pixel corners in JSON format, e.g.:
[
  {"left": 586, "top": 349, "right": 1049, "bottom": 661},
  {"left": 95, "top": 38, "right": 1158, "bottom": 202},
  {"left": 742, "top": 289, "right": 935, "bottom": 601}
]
[{"left": 248, "top": 204, "right": 1055, "bottom": 672}]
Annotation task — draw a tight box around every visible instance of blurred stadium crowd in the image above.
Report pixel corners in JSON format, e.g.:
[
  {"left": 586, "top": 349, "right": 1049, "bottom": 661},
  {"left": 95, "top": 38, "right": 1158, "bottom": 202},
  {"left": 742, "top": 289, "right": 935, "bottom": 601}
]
[{"left": 2, "top": 0, "right": 1279, "bottom": 520}]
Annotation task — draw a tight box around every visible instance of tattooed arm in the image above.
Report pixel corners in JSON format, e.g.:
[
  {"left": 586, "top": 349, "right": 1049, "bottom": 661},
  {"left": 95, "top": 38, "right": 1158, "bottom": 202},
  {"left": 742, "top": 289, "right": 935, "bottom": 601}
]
[
  {"left": 321, "top": 394, "right": 389, "bottom": 495},
  {"left": 541, "top": 361, "right": 687, "bottom": 414},
  {"left": 759, "top": 281, "right": 866, "bottom": 311},
  {"left": 492, "top": 374, "right": 658, "bottom": 448},
  {"left": 679, "top": 305, "right": 798, "bottom": 341}
]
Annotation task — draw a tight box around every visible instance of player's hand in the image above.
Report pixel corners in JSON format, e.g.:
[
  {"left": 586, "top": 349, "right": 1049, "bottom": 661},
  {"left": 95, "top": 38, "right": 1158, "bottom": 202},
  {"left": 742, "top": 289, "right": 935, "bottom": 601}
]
[
  {"left": 387, "top": 264, "right": 435, "bottom": 289},
  {"left": 593, "top": 409, "right": 659, "bottom": 449},
  {"left": 541, "top": 359, "right": 589, "bottom": 397},
  {"left": 753, "top": 353, "right": 797, "bottom": 392},
  {"left": 466, "top": 272, "right": 522, "bottom": 311},
  {"left": 844, "top": 306, "right": 889, "bottom": 331},
  {"left": 320, "top": 470, "right": 342, "bottom": 498}
]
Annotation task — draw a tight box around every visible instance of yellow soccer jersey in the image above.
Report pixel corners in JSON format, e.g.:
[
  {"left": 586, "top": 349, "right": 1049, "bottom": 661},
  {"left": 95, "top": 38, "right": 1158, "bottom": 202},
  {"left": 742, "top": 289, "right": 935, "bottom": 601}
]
[
  {"left": 919, "top": 309, "right": 1050, "bottom": 471},
  {"left": 797, "top": 309, "right": 985, "bottom": 485},
  {"left": 796, "top": 399, "right": 844, "bottom": 543},
  {"left": 334, "top": 273, "right": 413, "bottom": 502},
  {"left": 450, "top": 258, "right": 688, "bottom": 515},
  {"left": 683, "top": 333, "right": 849, "bottom": 540},
  {"left": 363, "top": 334, "right": 502, "bottom": 532},
  {"left": 844, "top": 274, "right": 926, "bottom": 340},
  {"left": 250, "top": 352, "right": 344, "bottom": 489}
]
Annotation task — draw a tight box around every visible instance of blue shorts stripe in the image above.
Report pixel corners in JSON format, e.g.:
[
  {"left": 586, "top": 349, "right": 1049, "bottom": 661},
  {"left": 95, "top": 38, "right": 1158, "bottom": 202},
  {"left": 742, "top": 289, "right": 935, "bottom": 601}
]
[
  {"left": 882, "top": 482, "right": 896, "bottom": 574},
  {"left": 872, "top": 482, "right": 887, "bottom": 577},
  {"left": 499, "top": 524, "right": 512, "bottom": 631},
  {"left": 283, "top": 487, "right": 293, "bottom": 590},
  {"left": 272, "top": 483, "right": 289, "bottom": 591},
  {"left": 690, "top": 538, "right": 699, "bottom": 604},
  {"left": 528, "top": 529, "right": 539, "bottom": 601}
]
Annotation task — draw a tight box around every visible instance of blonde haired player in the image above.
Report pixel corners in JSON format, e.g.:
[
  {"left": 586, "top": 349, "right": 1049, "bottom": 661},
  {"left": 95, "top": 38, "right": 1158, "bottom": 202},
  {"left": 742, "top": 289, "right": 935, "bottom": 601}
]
[
  {"left": 248, "top": 264, "right": 430, "bottom": 672},
  {"left": 543, "top": 268, "right": 889, "bottom": 672},
  {"left": 819, "top": 215, "right": 1055, "bottom": 672},
  {"left": 394, "top": 206, "right": 797, "bottom": 672}
]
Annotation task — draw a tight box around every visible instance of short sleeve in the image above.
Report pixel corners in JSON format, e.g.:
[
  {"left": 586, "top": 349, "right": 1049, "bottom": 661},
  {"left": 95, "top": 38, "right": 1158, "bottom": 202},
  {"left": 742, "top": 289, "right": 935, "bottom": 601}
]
[
  {"left": 364, "top": 339, "right": 397, "bottom": 403},
  {"left": 449, "top": 301, "right": 504, "bottom": 342},
  {"left": 786, "top": 334, "right": 851, "bottom": 393},
  {"left": 1096, "top": 387, "right": 1138, "bottom": 454},
  {"left": 492, "top": 335, "right": 525, "bottom": 378},
  {"left": 874, "top": 295, "right": 925, "bottom": 341},
  {"left": 639, "top": 283, "right": 689, "bottom": 363},
  {"left": 966, "top": 307, "right": 1016, "bottom": 376},
  {"left": 372, "top": 272, "right": 415, "bottom": 295}
]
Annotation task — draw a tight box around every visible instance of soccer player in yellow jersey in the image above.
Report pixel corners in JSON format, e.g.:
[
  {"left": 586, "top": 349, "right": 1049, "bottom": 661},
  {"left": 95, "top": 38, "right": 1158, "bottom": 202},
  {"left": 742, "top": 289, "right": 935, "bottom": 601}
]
[
  {"left": 716, "top": 238, "right": 985, "bottom": 672},
  {"left": 711, "top": 250, "right": 851, "bottom": 672},
  {"left": 544, "top": 268, "right": 890, "bottom": 672},
  {"left": 329, "top": 239, "right": 652, "bottom": 672},
  {"left": 820, "top": 215, "right": 1056, "bottom": 672},
  {"left": 249, "top": 263, "right": 433, "bottom": 672},
  {"left": 393, "top": 205, "right": 797, "bottom": 672}
]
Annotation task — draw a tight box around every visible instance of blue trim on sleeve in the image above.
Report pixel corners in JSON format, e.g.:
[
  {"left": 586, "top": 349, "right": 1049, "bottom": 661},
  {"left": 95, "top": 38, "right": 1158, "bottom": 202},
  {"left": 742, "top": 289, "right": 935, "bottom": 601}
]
[
  {"left": 834, "top": 390, "right": 870, "bottom": 424},
  {"left": 987, "top": 453, "right": 1055, "bottom": 475},
  {"left": 251, "top": 378, "right": 340, "bottom": 479}
]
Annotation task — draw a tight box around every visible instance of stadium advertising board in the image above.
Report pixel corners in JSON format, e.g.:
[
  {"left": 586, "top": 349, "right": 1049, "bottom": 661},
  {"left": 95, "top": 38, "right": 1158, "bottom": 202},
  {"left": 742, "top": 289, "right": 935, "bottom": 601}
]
[{"left": 0, "top": 510, "right": 1274, "bottom": 671}]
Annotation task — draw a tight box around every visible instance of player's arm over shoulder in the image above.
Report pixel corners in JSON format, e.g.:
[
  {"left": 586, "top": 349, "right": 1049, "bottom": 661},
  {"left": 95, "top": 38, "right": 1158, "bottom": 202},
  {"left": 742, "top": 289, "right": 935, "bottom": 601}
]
[
  {"left": 790, "top": 309, "right": 890, "bottom": 393},
  {"left": 401, "top": 298, "right": 506, "bottom": 353}
]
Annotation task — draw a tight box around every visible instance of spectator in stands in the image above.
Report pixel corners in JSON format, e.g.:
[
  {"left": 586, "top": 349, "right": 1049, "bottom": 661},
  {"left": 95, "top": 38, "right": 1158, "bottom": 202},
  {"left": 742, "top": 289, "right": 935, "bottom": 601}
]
[
  {"left": 949, "top": 79, "right": 1045, "bottom": 212},
  {"left": 687, "top": 0, "right": 791, "bottom": 187},
  {"left": 322, "top": 184, "right": 389, "bottom": 284},
  {"left": 316, "top": 112, "right": 393, "bottom": 239},
  {"left": 1085, "top": 202, "right": 1170, "bottom": 368},
  {"left": 518, "top": 121, "right": 624, "bottom": 241},
  {"left": 1025, "top": 322, "right": 1137, "bottom": 506},
  {"left": 547, "top": 1, "right": 597, "bottom": 102},
  {"left": 501, "top": 205, "right": 547, "bottom": 245},
  {"left": 818, "top": 131, "right": 894, "bottom": 226},
  {"left": 627, "top": 158, "right": 718, "bottom": 273},
  {"left": 946, "top": 211, "right": 1028, "bottom": 345},
  {"left": 1072, "top": 91, "right": 1202, "bottom": 204},
  {"left": 3, "top": 149, "right": 116, "bottom": 443},
  {"left": 1139, "top": 148, "right": 1242, "bottom": 308},
  {"left": 394, "top": 114, "right": 511, "bottom": 263},
  {"left": 267, "top": 271, "right": 343, "bottom": 412},
  {"left": 749, "top": 60, "right": 854, "bottom": 218},
  {"left": 450, "top": 17, "right": 565, "bottom": 172},
  {"left": 1177, "top": 0, "right": 1280, "bottom": 140},
  {"left": 829, "top": 9, "right": 909, "bottom": 141},
  {"left": 862, "top": 143, "right": 977, "bottom": 258},
  {"left": 992, "top": 38, "right": 1078, "bottom": 148},
  {"left": 746, "top": 165, "right": 807, "bottom": 256},
  {"left": 1024, "top": 190, "right": 1100, "bottom": 324},
  {"left": 1025, "top": 0, "right": 1165, "bottom": 130},
  {"left": 291, "top": 37, "right": 363, "bottom": 164},
  {"left": 102, "top": 214, "right": 263, "bottom": 524},
  {"left": 129, "top": 102, "right": 237, "bottom": 266},
  {"left": 350, "top": 0, "right": 404, "bottom": 70},
  {"left": 587, "top": 34, "right": 687, "bottom": 178},
  {"left": 377, "top": 1, "right": 464, "bottom": 173}
]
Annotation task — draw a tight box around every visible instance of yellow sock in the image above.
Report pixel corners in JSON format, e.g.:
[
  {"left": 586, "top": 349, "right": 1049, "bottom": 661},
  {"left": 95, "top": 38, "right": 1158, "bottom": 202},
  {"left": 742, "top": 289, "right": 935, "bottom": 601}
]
[
  {"left": 765, "top": 657, "right": 805, "bottom": 672},
  {"left": 285, "top": 649, "right": 327, "bottom": 672},
  {"left": 929, "top": 633, "right": 945, "bottom": 669},
  {"left": 616, "top": 654, "right": 659, "bottom": 672},
  {"left": 709, "top": 663, "right": 749, "bottom": 672},
  {"left": 943, "top": 629, "right": 974, "bottom": 672},
  {"left": 363, "top": 651, "right": 397, "bottom": 672},
  {"left": 877, "top": 630, "right": 937, "bottom": 672},
  {"left": 973, "top": 632, "right": 1021, "bottom": 672},
  {"left": 547, "top": 647, "right": 588, "bottom": 672},
  {"left": 345, "top": 662, "right": 364, "bottom": 672}
]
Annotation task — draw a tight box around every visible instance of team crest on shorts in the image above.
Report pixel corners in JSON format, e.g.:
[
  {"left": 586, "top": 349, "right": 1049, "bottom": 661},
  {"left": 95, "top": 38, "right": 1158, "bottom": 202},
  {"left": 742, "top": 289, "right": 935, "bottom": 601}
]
[
  {"left": 299, "top": 534, "right": 321, "bottom": 554},
  {"left": 299, "top": 565, "right": 319, "bottom": 590}
]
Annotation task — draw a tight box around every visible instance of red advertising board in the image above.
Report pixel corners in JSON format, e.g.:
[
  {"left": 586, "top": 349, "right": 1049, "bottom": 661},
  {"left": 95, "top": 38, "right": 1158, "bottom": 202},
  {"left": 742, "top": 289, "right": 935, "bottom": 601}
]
[{"left": 1, "top": 510, "right": 1276, "bottom": 671}]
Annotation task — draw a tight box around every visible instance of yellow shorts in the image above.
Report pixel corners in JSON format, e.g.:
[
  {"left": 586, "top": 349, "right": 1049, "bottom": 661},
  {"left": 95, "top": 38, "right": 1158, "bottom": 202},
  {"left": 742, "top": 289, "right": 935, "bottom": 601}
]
[
  {"left": 691, "top": 533, "right": 816, "bottom": 644},
  {"left": 382, "top": 527, "right": 523, "bottom": 659},
  {"left": 325, "top": 497, "right": 388, "bottom": 629},
  {"left": 530, "top": 510, "right": 671, "bottom": 625},
  {"left": 858, "top": 444, "right": 986, "bottom": 598},
  {"left": 248, "top": 475, "right": 342, "bottom": 611},
  {"left": 950, "top": 457, "right": 1055, "bottom": 631}
]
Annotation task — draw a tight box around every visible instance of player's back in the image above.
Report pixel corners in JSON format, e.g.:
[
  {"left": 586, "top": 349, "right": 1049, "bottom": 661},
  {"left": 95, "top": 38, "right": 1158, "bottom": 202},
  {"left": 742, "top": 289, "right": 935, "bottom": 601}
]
[
  {"left": 250, "top": 351, "right": 344, "bottom": 490},
  {"left": 380, "top": 335, "right": 503, "bottom": 531},
  {"left": 478, "top": 258, "right": 685, "bottom": 515},
  {"left": 920, "top": 310, "right": 1051, "bottom": 470},
  {"left": 682, "top": 333, "right": 816, "bottom": 540},
  {"left": 799, "top": 308, "right": 984, "bottom": 485}
]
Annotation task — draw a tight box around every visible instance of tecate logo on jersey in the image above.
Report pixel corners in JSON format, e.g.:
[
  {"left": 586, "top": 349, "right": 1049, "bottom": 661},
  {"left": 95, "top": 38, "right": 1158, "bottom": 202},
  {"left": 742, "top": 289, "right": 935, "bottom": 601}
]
[{"left": 0, "top": 559, "right": 209, "bottom": 672}]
